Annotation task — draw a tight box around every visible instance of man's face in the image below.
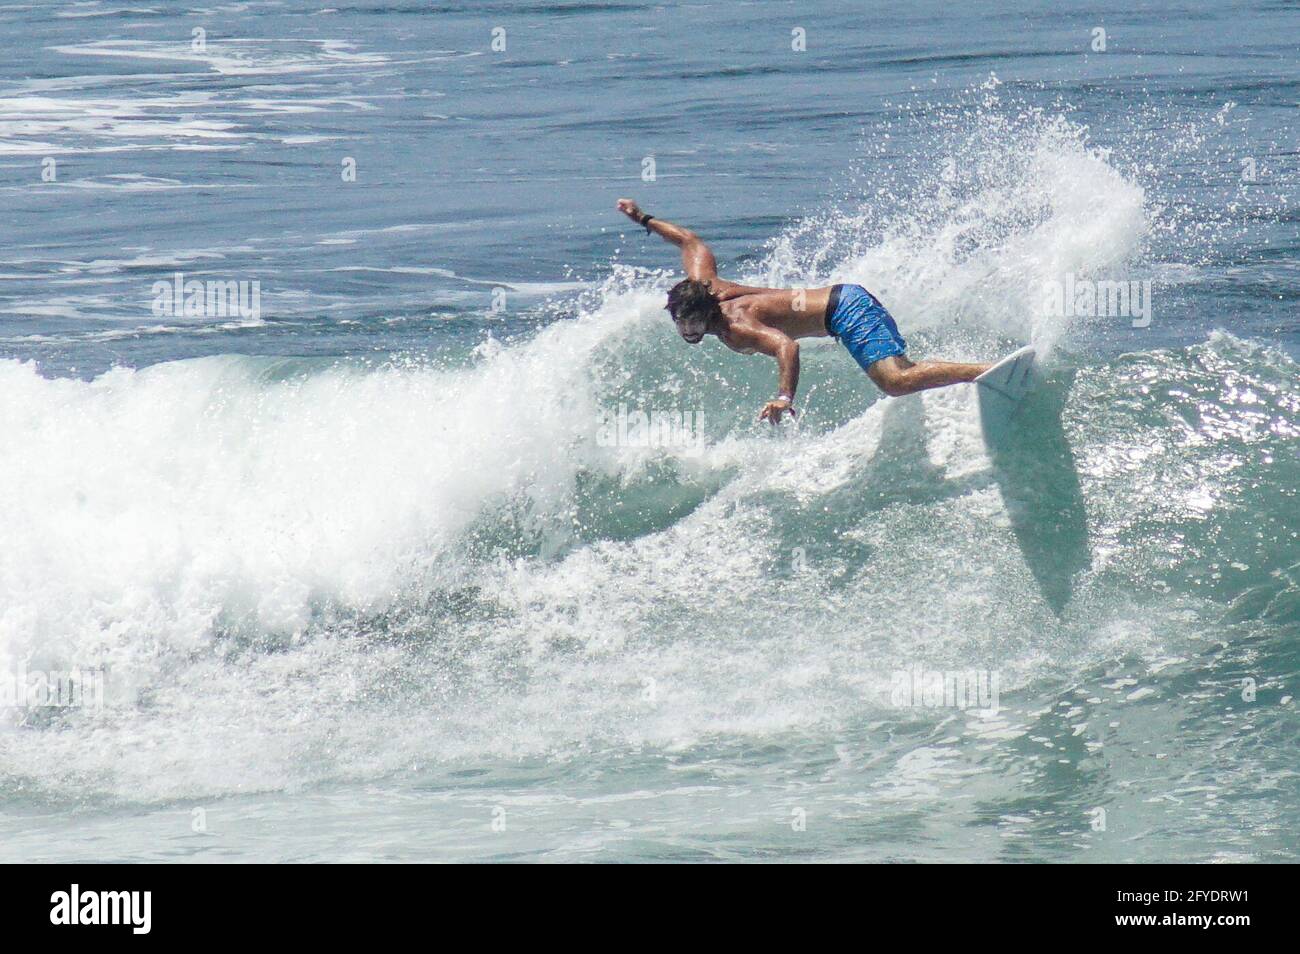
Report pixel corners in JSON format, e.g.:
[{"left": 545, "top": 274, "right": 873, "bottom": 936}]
[{"left": 675, "top": 316, "right": 707, "bottom": 344}]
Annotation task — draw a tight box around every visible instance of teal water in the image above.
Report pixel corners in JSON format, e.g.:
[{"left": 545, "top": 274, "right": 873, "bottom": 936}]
[{"left": 0, "top": 1, "right": 1296, "bottom": 862}]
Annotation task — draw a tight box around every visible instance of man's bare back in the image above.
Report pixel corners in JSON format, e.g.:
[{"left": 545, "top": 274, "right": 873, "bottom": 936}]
[
  {"left": 616, "top": 199, "right": 991, "bottom": 423},
  {"left": 713, "top": 285, "right": 835, "bottom": 342}
]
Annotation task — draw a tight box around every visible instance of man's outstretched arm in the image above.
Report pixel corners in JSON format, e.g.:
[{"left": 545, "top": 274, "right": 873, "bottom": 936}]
[{"left": 617, "top": 198, "right": 718, "bottom": 283}]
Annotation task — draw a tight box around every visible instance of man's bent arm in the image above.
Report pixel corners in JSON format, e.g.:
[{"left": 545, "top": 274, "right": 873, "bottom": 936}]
[
  {"left": 617, "top": 198, "right": 718, "bottom": 282},
  {"left": 762, "top": 336, "right": 800, "bottom": 423},
  {"left": 724, "top": 322, "right": 800, "bottom": 421},
  {"left": 774, "top": 338, "right": 800, "bottom": 400}
]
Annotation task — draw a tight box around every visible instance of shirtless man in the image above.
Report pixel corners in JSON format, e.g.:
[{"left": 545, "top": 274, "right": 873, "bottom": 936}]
[{"left": 617, "top": 199, "right": 993, "bottom": 423}]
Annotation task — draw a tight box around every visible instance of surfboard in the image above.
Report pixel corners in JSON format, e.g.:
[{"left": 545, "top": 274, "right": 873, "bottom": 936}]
[{"left": 976, "top": 345, "right": 1039, "bottom": 444}]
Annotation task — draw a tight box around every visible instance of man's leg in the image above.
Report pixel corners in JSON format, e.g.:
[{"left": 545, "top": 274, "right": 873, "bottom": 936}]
[{"left": 867, "top": 355, "right": 992, "bottom": 397}]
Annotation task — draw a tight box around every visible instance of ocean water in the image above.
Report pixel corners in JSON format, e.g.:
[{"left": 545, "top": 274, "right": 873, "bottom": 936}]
[{"left": 0, "top": 0, "right": 1296, "bottom": 863}]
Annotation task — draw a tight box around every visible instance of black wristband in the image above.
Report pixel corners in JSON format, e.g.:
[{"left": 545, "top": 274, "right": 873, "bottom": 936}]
[{"left": 640, "top": 214, "right": 654, "bottom": 232}]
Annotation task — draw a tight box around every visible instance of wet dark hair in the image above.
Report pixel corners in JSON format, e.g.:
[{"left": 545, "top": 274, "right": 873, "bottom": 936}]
[{"left": 666, "top": 279, "right": 721, "bottom": 325}]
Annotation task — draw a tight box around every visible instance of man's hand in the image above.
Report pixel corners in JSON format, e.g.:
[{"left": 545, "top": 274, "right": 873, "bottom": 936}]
[
  {"left": 759, "top": 398, "right": 795, "bottom": 425},
  {"left": 616, "top": 198, "right": 645, "bottom": 223}
]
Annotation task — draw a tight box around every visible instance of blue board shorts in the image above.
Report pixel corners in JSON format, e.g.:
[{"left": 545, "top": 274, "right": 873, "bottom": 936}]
[{"left": 823, "top": 283, "right": 907, "bottom": 371}]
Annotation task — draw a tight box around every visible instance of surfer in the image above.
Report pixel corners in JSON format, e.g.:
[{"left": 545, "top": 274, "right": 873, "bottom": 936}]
[{"left": 617, "top": 199, "right": 994, "bottom": 423}]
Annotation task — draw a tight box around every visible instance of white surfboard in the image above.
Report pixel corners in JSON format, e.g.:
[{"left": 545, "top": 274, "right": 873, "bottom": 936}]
[{"left": 976, "top": 345, "right": 1039, "bottom": 444}]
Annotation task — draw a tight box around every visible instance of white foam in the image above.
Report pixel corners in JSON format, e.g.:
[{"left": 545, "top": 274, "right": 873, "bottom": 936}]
[
  {"left": 49, "top": 39, "right": 388, "bottom": 77},
  {"left": 764, "top": 109, "right": 1148, "bottom": 359}
]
